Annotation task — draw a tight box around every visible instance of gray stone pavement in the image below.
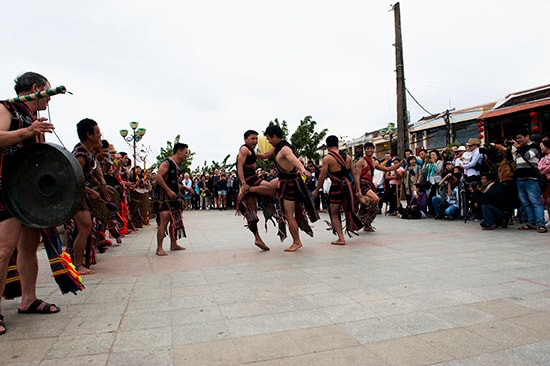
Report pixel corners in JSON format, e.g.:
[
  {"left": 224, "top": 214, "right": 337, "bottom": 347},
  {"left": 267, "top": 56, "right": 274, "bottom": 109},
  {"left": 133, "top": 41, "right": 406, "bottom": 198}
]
[{"left": 1, "top": 210, "right": 550, "bottom": 365}]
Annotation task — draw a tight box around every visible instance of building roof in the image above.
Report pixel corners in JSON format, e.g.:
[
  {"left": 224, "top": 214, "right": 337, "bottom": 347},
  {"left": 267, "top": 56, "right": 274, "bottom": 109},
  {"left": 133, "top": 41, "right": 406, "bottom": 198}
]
[
  {"left": 480, "top": 84, "right": 550, "bottom": 119},
  {"left": 409, "top": 103, "right": 495, "bottom": 133},
  {"left": 480, "top": 98, "right": 550, "bottom": 119},
  {"left": 496, "top": 84, "right": 550, "bottom": 109}
]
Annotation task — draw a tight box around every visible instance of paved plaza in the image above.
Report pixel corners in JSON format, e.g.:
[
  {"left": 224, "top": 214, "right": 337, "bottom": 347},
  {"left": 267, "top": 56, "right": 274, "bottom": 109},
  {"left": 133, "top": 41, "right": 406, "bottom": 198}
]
[{"left": 1, "top": 210, "right": 550, "bottom": 365}]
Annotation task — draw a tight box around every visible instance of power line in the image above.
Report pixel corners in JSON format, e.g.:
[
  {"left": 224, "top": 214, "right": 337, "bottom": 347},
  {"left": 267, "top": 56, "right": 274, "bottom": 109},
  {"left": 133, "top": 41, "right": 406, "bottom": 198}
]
[{"left": 405, "top": 87, "right": 437, "bottom": 118}]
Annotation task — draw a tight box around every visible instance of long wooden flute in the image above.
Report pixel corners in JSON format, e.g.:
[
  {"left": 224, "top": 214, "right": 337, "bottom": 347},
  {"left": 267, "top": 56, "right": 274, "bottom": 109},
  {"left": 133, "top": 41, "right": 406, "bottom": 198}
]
[{"left": 2, "top": 85, "right": 70, "bottom": 103}]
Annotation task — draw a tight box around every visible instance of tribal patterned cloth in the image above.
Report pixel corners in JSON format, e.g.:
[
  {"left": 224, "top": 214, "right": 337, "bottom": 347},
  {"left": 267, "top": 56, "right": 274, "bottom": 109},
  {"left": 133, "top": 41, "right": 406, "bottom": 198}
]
[
  {"left": 166, "top": 200, "right": 186, "bottom": 239},
  {"left": 358, "top": 154, "right": 379, "bottom": 230},
  {"left": 327, "top": 151, "right": 363, "bottom": 235},
  {"left": 358, "top": 179, "right": 379, "bottom": 230},
  {"left": 2, "top": 249, "right": 21, "bottom": 299},
  {"left": 276, "top": 171, "right": 319, "bottom": 241}
]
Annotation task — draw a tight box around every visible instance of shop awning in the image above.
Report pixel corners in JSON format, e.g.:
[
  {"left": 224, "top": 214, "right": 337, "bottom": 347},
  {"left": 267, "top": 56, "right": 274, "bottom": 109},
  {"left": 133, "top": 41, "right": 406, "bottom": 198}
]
[{"left": 480, "top": 99, "right": 550, "bottom": 119}]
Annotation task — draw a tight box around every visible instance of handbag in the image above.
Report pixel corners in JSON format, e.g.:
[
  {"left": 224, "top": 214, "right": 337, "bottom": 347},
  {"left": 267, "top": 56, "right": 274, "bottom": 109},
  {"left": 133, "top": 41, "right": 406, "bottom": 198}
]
[
  {"left": 522, "top": 154, "right": 548, "bottom": 190},
  {"left": 539, "top": 174, "right": 549, "bottom": 190}
]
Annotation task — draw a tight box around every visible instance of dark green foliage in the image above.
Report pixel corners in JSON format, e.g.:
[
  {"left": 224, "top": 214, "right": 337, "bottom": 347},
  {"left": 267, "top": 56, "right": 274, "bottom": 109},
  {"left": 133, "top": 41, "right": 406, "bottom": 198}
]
[
  {"left": 290, "top": 116, "right": 328, "bottom": 161},
  {"left": 157, "top": 115, "right": 326, "bottom": 174}
]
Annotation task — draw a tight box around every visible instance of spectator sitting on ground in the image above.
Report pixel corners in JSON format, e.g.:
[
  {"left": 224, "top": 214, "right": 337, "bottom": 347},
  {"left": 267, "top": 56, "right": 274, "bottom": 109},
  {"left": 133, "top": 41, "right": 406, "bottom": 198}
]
[
  {"left": 398, "top": 183, "right": 428, "bottom": 219},
  {"left": 471, "top": 172, "right": 508, "bottom": 230}
]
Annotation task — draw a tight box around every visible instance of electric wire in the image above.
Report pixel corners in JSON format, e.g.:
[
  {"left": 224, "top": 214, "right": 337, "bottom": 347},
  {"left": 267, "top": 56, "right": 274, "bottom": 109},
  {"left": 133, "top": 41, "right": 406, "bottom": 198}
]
[{"left": 405, "top": 87, "right": 438, "bottom": 118}]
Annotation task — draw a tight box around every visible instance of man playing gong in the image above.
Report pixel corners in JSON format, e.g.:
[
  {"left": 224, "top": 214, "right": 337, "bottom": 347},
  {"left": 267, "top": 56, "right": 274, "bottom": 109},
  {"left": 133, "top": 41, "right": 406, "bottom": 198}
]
[{"left": 0, "top": 72, "right": 58, "bottom": 336}]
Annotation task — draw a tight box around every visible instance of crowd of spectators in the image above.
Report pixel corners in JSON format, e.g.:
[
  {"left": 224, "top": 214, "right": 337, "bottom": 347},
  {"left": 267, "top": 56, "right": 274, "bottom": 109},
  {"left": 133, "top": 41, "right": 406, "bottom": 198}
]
[
  {"left": 374, "top": 131, "right": 550, "bottom": 234},
  {"left": 164, "top": 130, "right": 550, "bottom": 236}
]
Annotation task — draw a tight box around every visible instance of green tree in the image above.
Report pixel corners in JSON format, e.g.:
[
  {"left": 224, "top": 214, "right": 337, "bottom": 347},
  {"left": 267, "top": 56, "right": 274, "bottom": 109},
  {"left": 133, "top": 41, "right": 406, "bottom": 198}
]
[
  {"left": 267, "top": 118, "right": 289, "bottom": 138},
  {"left": 193, "top": 154, "right": 236, "bottom": 175},
  {"left": 255, "top": 118, "right": 290, "bottom": 170},
  {"left": 154, "top": 135, "right": 194, "bottom": 174},
  {"left": 290, "top": 115, "right": 327, "bottom": 162}
]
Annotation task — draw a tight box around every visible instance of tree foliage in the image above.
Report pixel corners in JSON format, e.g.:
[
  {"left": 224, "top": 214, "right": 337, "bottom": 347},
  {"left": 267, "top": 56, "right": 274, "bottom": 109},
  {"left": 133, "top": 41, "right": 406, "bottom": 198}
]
[
  {"left": 156, "top": 115, "right": 326, "bottom": 174},
  {"left": 290, "top": 115, "right": 328, "bottom": 163},
  {"left": 266, "top": 118, "right": 289, "bottom": 139},
  {"left": 192, "top": 154, "right": 236, "bottom": 175}
]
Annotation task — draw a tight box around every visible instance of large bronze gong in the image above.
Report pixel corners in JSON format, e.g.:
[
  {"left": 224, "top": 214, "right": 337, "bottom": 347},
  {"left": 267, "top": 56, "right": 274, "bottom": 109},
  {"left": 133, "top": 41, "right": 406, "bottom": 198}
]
[{"left": 2, "top": 143, "right": 85, "bottom": 228}]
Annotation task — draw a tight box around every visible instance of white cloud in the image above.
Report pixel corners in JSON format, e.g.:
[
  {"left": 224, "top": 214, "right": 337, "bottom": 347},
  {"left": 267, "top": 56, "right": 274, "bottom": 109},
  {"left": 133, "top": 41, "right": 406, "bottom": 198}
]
[{"left": 1, "top": 0, "right": 549, "bottom": 169}]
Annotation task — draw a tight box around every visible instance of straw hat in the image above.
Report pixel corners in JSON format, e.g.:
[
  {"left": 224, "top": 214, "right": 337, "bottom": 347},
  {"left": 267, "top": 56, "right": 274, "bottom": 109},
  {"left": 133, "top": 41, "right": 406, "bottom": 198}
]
[{"left": 466, "top": 138, "right": 480, "bottom": 146}]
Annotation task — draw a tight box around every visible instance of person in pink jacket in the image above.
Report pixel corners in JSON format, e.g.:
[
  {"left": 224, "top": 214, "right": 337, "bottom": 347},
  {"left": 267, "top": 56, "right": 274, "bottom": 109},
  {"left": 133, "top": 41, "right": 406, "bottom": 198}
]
[{"left": 538, "top": 138, "right": 550, "bottom": 225}]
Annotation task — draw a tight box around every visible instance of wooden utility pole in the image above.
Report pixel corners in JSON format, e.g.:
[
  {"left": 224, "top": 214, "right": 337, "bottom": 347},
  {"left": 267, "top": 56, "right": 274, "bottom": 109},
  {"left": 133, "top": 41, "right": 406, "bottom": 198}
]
[{"left": 392, "top": 3, "right": 409, "bottom": 157}]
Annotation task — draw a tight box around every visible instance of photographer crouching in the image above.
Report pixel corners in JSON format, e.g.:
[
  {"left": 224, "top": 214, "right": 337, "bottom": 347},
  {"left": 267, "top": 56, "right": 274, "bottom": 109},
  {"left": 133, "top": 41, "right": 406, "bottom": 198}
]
[
  {"left": 469, "top": 172, "right": 509, "bottom": 230},
  {"left": 432, "top": 166, "right": 463, "bottom": 219}
]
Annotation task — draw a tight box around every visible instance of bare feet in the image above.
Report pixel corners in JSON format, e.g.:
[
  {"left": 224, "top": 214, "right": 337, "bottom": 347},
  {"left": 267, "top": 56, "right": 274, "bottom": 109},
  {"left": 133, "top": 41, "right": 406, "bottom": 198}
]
[
  {"left": 76, "top": 266, "right": 96, "bottom": 275},
  {"left": 331, "top": 240, "right": 346, "bottom": 245},
  {"left": 156, "top": 249, "right": 168, "bottom": 256},
  {"left": 170, "top": 244, "right": 186, "bottom": 251},
  {"left": 255, "top": 241, "right": 270, "bottom": 251},
  {"left": 363, "top": 225, "right": 375, "bottom": 232},
  {"left": 284, "top": 243, "right": 302, "bottom": 252},
  {"left": 355, "top": 193, "right": 370, "bottom": 206}
]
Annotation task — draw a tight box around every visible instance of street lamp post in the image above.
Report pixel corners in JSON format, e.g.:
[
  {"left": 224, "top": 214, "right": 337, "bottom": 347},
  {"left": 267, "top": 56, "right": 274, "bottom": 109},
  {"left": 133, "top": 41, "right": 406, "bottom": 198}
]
[{"left": 119, "top": 121, "right": 146, "bottom": 181}]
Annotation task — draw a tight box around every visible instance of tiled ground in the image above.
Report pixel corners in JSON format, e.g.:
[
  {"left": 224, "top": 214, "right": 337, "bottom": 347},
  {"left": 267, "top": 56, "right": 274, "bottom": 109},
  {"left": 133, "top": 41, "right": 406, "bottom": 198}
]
[{"left": 1, "top": 210, "right": 549, "bottom": 365}]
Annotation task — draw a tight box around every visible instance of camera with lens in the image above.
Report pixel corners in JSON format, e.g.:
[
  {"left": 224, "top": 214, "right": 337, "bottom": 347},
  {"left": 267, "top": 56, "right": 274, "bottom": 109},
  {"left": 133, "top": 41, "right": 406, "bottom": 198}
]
[{"left": 504, "top": 139, "right": 514, "bottom": 146}]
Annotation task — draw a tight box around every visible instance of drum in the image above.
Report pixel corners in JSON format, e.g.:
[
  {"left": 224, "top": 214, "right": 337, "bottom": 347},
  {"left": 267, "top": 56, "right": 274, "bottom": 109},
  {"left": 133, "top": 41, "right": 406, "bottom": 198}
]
[
  {"left": 130, "top": 190, "right": 147, "bottom": 227},
  {"left": 2, "top": 143, "right": 84, "bottom": 228},
  {"left": 104, "top": 175, "right": 122, "bottom": 200},
  {"left": 138, "top": 190, "right": 151, "bottom": 225},
  {"left": 91, "top": 186, "right": 121, "bottom": 220}
]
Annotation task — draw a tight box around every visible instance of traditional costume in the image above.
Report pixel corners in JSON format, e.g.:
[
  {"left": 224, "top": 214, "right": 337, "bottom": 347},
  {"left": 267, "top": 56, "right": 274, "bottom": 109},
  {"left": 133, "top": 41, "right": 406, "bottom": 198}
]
[
  {"left": 326, "top": 151, "right": 363, "bottom": 235},
  {"left": 153, "top": 158, "right": 186, "bottom": 239},
  {"left": 274, "top": 141, "right": 319, "bottom": 241},
  {"left": 72, "top": 142, "right": 96, "bottom": 212},
  {"left": 236, "top": 144, "right": 277, "bottom": 233},
  {"left": 0, "top": 101, "right": 34, "bottom": 221},
  {"left": 65, "top": 142, "right": 97, "bottom": 267},
  {"left": 117, "top": 167, "right": 132, "bottom": 234},
  {"left": 357, "top": 154, "right": 379, "bottom": 231}
]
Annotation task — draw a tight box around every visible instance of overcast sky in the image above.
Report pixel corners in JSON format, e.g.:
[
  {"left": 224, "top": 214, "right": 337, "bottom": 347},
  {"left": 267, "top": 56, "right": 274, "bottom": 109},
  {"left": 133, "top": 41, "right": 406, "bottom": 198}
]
[{"left": 2, "top": 1, "right": 549, "bottom": 169}]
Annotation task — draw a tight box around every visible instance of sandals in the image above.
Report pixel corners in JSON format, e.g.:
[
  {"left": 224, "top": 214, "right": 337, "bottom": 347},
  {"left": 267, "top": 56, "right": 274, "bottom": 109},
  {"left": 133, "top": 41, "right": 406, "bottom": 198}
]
[
  {"left": 18, "top": 299, "right": 60, "bottom": 314},
  {"left": 0, "top": 314, "right": 5, "bottom": 335},
  {"left": 518, "top": 224, "right": 548, "bottom": 233}
]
